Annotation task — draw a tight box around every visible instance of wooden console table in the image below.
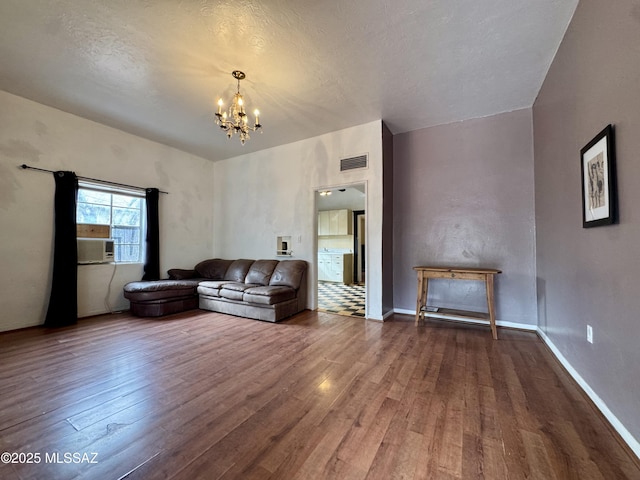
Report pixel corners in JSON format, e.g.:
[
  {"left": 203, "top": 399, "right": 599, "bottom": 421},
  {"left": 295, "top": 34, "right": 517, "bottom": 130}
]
[{"left": 413, "top": 266, "right": 502, "bottom": 339}]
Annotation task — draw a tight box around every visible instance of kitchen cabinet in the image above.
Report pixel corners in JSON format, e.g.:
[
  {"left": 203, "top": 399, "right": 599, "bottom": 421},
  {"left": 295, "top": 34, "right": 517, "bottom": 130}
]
[
  {"left": 318, "top": 253, "right": 353, "bottom": 284},
  {"left": 318, "top": 211, "right": 330, "bottom": 236},
  {"left": 318, "top": 209, "right": 352, "bottom": 236},
  {"left": 317, "top": 254, "right": 330, "bottom": 282}
]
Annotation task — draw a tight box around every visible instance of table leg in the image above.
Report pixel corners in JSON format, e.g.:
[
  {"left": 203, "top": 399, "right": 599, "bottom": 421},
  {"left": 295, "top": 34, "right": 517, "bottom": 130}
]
[
  {"left": 485, "top": 274, "right": 497, "bottom": 340},
  {"left": 422, "top": 278, "right": 429, "bottom": 322},
  {"left": 415, "top": 273, "right": 424, "bottom": 325}
]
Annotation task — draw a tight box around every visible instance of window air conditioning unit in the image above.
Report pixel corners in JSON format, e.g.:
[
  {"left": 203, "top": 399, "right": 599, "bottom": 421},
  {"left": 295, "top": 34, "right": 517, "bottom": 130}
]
[{"left": 77, "top": 238, "right": 115, "bottom": 264}]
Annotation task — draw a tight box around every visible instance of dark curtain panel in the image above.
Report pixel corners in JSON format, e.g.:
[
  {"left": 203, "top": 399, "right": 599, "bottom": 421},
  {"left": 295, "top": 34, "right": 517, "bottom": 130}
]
[
  {"left": 44, "top": 171, "right": 78, "bottom": 328},
  {"left": 142, "top": 188, "right": 160, "bottom": 280}
]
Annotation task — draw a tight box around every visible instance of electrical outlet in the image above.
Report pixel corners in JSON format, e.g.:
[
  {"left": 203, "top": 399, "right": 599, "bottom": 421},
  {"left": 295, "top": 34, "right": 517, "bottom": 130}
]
[{"left": 587, "top": 325, "right": 593, "bottom": 344}]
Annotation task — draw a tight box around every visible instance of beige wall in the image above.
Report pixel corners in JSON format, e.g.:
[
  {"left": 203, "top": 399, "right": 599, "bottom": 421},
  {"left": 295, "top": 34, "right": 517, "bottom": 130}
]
[
  {"left": 0, "top": 91, "right": 215, "bottom": 331},
  {"left": 533, "top": 0, "right": 640, "bottom": 454},
  {"left": 318, "top": 236, "right": 354, "bottom": 251},
  {"left": 212, "top": 121, "right": 385, "bottom": 319}
]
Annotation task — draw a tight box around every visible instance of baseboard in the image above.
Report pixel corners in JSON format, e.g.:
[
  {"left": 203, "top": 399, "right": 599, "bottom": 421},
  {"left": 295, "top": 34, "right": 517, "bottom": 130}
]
[
  {"left": 537, "top": 328, "right": 640, "bottom": 460},
  {"left": 392, "top": 308, "right": 537, "bottom": 331}
]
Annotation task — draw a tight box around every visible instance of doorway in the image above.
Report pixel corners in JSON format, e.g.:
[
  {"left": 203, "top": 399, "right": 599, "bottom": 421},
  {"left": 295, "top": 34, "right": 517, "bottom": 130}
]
[{"left": 316, "top": 184, "right": 366, "bottom": 318}]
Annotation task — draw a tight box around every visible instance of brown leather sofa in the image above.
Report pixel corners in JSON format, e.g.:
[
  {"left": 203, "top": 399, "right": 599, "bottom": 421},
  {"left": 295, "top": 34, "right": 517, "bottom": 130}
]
[{"left": 123, "top": 258, "right": 308, "bottom": 322}]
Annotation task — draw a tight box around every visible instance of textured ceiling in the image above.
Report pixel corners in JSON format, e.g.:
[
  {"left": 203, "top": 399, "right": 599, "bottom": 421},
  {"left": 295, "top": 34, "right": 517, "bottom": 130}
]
[{"left": 0, "top": 0, "right": 578, "bottom": 162}]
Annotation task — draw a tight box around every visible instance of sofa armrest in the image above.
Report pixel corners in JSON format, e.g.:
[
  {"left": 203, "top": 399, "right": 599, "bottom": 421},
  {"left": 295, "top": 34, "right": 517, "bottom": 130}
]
[{"left": 167, "top": 268, "right": 197, "bottom": 280}]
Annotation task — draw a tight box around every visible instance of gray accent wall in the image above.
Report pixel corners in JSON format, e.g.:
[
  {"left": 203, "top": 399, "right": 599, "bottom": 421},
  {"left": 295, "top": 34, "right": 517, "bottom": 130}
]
[
  {"left": 393, "top": 109, "right": 537, "bottom": 327},
  {"left": 533, "top": 0, "right": 640, "bottom": 447}
]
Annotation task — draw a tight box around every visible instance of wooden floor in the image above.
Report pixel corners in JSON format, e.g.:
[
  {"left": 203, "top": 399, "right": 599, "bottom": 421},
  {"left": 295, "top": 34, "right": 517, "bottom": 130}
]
[{"left": 0, "top": 310, "right": 638, "bottom": 480}]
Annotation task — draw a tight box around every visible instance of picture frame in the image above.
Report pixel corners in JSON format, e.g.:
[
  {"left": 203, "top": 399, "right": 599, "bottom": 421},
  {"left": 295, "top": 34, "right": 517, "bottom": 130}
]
[{"left": 581, "top": 124, "right": 617, "bottom": 228}]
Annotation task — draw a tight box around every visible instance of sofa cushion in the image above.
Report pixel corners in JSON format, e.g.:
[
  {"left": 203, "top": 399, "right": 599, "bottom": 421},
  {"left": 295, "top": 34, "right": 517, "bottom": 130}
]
[
  {"left": 219, "top": 282, "right": 259, "bottom": 301},
  {"left": 269, "top": 260, "right": 307, "bottom": 289},
  {"left": 197, "top": 280, "right": 234, "bottom": 297},
  {"left": 124, "top": 279, "right": 200, "bottom": 302},
  {"left": 243, "top": 286, "right": 296, "bottom": 305},
  {"left": 224, "top": 259, "right": 255, "bottom": 281},
  {"left": 245, "top": 260, "right": 278, "bottom": 285},
  {"left": 222, "top": 282, "right": 257, "bottom": 292},
  {"left": 195, "top": 259, "right": 233, "bottom": 279}
]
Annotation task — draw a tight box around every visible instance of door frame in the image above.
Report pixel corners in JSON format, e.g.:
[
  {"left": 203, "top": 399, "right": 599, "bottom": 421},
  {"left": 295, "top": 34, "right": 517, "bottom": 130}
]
[
  {"left": 353, "top": 210, "right": 365, "bottom": 283},
  {"left": 314, "top": 181, "right": 367, "bottom": 317}
]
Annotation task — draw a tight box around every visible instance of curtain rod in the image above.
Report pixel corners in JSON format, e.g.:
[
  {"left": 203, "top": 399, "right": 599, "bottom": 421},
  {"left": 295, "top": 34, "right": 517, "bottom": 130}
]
[{"left": 19, "top": 164, "right": 169, "bottom": 194}]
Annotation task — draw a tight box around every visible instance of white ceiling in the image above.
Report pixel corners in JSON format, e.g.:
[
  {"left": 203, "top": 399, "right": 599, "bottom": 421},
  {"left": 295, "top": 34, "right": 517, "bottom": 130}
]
[{"left": 0, "top": 0, "right": 577, "bottom": 162}]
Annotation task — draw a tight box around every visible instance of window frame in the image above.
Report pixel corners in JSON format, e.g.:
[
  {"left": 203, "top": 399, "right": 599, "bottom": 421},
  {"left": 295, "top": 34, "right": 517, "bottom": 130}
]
[{"left": 77, "top": 181, "right": 146, "bottom": 264}]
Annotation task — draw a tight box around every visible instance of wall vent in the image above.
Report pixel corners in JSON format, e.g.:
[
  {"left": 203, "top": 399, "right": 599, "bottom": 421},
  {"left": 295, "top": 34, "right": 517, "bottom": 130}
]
[{"left": 340, "top": 154, "right": 368, "bottom": 172}]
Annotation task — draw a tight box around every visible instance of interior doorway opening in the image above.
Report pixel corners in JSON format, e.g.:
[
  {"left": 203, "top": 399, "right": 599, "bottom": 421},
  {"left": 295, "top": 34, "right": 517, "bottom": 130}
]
[{"left": 316, "top": 183, "right": 366, "bottom": 318}]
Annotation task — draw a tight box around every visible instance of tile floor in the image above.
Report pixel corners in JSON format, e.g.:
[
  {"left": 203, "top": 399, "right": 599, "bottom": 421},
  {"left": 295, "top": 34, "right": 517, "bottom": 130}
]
[{"left": 317, "top": 282, "right": 366, "bottom": 317}]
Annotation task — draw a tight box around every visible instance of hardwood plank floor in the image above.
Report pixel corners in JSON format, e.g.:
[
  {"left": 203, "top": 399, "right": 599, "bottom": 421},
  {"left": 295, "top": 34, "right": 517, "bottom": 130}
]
[{"left": 0, "top": 310, "right": 638, "bottom": 479}]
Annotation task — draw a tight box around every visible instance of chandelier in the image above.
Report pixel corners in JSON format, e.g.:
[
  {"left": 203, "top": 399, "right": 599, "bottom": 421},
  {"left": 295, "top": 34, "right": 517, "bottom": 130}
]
[{"left": 215, "top": 70, "right": 262, "bottom": 145}]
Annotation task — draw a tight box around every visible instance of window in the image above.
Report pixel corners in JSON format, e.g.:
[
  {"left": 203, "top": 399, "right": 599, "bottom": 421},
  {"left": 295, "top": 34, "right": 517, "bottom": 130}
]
[{"left": 77, "top": 182, "right": 146, "bottom": 263}]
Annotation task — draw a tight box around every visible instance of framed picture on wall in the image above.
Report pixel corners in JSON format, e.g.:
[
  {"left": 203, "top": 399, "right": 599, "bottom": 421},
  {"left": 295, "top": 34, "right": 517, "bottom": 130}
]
[{"left": 581, "top": 124, "right": 617, "bottom": 228}]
